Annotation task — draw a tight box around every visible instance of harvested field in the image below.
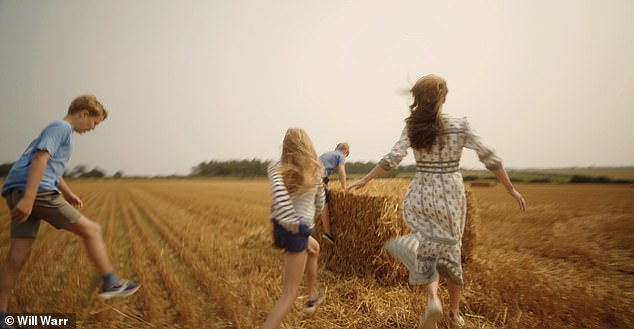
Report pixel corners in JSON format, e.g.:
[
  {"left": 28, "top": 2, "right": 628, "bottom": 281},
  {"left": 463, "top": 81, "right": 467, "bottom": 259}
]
[{"left": 0, "top": 179, "right": 631, "bottom": 328}]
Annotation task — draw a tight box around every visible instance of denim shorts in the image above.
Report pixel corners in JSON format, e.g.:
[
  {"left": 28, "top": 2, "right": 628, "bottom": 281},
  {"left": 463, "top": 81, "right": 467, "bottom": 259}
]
[
  {"left": 3, "top": 189, "right": 82, "bottom": 238},
  {"left": 272, "top": 221, "right": 309, "bottom": 253}
]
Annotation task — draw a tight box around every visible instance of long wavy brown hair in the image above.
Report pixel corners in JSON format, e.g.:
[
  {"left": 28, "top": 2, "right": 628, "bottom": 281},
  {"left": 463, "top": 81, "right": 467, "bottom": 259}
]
[
  {"left": 279, "top": 128, "right": 322, "bottom": 195},
  {"left": 406, "top": 74, "right": 448, "bottom": 150}
]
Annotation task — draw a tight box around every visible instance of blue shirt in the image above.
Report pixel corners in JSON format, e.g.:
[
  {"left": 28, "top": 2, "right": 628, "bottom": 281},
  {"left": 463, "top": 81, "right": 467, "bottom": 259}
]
[
  {"left": 319, "top": 150, "right": 346, "bottom": 178},
  {"left": 2, "top": 121, "right": 73, "bottom": 194}
]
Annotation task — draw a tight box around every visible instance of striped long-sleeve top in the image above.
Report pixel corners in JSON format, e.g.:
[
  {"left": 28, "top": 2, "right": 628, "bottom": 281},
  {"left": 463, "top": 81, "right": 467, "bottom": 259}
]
[{"left": 267, "top": 162, "right": 325, "bottom": 234}]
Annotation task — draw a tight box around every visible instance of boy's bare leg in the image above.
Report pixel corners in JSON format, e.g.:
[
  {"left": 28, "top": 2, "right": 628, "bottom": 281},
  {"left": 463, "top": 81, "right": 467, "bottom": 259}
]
[
  {"left": 64, "top": 217, "right": 113, "bottom": 275},
  {"left": 320, "top": 207, "right": 332, "bottom": 234},
  {"left": 0, "top": 238, "right": 35, "bottom": 310},
  {"left": 304, "top": 237, "right": 320, "bottom": 299},
  {"left": 262, "top": 250, "right": 307, "bottom": 329}
]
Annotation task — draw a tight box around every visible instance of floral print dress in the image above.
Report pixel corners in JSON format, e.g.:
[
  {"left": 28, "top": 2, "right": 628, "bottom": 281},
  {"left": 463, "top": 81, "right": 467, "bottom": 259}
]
[{"left": 379, "top": 115, "right": 502, "bottom": 287}]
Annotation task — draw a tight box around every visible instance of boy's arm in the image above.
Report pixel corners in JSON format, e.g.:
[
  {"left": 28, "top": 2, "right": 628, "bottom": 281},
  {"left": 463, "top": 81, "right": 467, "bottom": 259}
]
[
  {"left": 58, "top": 177, "right": 84, "bottom": 208},
  {"left": 11, "top": 150, "right": 49, "bottom": 223},
  {"left": 337, "top": 164, "right": 347, "bottom": 190}
]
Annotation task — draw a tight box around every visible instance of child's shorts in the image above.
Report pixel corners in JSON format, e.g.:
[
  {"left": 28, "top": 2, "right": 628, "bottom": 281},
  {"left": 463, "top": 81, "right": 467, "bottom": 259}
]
[
  {"left": 2, "top": 189, "right": 83, "bottom": 238},
  {"left": 272, "top": 221, "right": 309, "bottom": 253}
]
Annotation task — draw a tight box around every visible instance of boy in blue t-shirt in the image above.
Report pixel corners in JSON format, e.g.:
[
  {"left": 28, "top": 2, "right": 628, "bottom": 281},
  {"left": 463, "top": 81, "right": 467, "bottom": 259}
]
[
  {"left": 318, "top": 142, "right": 349, "bottom": 244},
  {"left": 0, "top": 95, "right": 139, "bottom": 326}
]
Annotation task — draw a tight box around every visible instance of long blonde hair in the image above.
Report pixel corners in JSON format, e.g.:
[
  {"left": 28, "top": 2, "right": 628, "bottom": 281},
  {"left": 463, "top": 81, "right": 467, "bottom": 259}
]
[
  {"left": 406, "top": 74, "right": 448, "bottom": 150},
  {"left": 279, "top": 128, "right": 322, "bottom": 195}
]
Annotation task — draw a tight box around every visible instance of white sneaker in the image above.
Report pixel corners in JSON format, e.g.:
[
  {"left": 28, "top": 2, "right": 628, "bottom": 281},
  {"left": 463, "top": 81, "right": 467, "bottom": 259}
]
[
  {"left": 450, "top": 311, "right": 465, "bottom": 327},
  {"left": 419, "top": 297, "right": 443, "bottom": 329}
]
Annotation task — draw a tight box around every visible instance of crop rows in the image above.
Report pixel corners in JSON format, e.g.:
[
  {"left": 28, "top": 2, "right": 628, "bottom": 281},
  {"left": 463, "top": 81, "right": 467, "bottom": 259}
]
[{"left": 0, "top": 179, "right": 630, "bottom": 328}]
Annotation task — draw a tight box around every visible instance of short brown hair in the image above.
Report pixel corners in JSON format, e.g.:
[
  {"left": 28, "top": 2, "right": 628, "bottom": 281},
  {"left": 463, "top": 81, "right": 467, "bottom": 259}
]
[
  {"left": 336, "top": 142, "right": 349, "bottom": 153},
  {"left": 68, "top": 94, "right": 108, "bottom": 120}
]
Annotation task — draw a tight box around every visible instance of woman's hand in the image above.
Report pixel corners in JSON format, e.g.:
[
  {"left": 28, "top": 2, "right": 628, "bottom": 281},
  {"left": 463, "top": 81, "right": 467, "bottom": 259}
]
[
  {"left": 346, "top": 179, "right": 368, "bottom": 192},
  {"left": 508, "top": 188, "right": 526, "bottom": 212},
  {"left": 346, "top": 165, "right": 387, "bottom": 192}
]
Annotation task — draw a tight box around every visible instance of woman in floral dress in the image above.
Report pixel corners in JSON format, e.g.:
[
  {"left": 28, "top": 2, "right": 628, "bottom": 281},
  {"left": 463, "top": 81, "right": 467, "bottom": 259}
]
[{"left": 348, "top": 74, "right": 526, "bottom": 328}]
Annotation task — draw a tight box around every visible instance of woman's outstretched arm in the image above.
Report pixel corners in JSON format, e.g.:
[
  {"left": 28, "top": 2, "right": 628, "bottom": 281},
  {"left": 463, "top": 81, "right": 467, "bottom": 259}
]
[
  {"left": 490, "top": 167, "right": 526, "bottom": 211},
  {"left": 347, "top": 165, "right": 387, "bottom": 191}
]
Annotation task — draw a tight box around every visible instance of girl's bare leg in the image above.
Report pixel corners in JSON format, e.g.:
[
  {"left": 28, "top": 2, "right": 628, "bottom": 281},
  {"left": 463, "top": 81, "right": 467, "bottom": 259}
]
[
  {"left": 420, "top": 278, "right": 443, "bottom": 329},
  {"left": 447, "top": 279, "right": 461, "bottom": 315},
  {"left": 447, "top": 279, "right": 465, "bottom": 326},
  {"left": 320, "top": 207, "right": 332, "bottom": 235},
  {"left": 262, "top": 250, "right": 307, "bottom": 329},
  {"left": 423, "top": 278, "right": 440, "bottom": 303},
  {"left": 304, "top": 236, "right": 320, "bottom": 299}
]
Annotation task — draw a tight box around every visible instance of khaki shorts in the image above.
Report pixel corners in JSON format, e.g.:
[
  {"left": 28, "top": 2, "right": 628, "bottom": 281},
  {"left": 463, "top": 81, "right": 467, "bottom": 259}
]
[{"left": 2, "top": 189, "right": 83, "bottom": 238}]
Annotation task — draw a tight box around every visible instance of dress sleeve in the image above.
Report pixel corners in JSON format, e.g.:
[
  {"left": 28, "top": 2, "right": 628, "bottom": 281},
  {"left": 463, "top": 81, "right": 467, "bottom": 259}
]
[
  {"left": 267, "top": 162, "right": 300, "bottom": 233},
  {"left": 378, "top": 126, "right": 410, "bottom": 170},
  {"left": 462, "top": 118, "right": 502, "bottom": 170}
]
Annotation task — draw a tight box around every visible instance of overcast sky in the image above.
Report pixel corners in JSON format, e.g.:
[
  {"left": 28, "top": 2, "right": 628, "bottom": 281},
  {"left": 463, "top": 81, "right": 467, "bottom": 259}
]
[{"left": 1, "top": 0, "right": 633, "bottom": 176}]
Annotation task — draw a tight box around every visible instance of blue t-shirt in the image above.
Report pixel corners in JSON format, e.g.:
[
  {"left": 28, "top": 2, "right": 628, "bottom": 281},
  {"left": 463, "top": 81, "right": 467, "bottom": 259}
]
[
  {"left": 319, "top": 150, "right": 346, "bottom": 178},
  {"left": 2, "top": 121, "right": 73, "bottom": 194}
]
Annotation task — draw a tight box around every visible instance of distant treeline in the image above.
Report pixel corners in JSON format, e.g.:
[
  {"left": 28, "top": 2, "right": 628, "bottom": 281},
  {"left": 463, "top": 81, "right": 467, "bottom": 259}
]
[
  {"left": 188, "top": 159, "right": 416, "bottom": 177},
  {"left": 569, "top": 175, "right": 634, "bottom": 184},
  {"left": 0, "top": 162, "right": 118, "bottom": 179},
  {"left": 2, "top": 160, "right": 633, "bottom": 184},
  {"left": 190, "top": 159, "right": 270, "bottom": 177},
  {"left": 188, "top": 160, "right": 634, "bottom": 184}
]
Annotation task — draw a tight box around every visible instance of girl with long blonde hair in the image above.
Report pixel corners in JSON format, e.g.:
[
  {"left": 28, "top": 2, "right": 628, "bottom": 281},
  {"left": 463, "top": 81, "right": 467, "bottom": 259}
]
[{"left": 263, "top": 128, "right": 325, "bottom": 328}]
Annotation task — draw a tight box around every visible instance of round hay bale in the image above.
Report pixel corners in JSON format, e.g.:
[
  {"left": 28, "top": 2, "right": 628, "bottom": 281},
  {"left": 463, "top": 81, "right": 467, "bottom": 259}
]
[{"left": 313, "top": 179, "right": 479, "bottom": 285}]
